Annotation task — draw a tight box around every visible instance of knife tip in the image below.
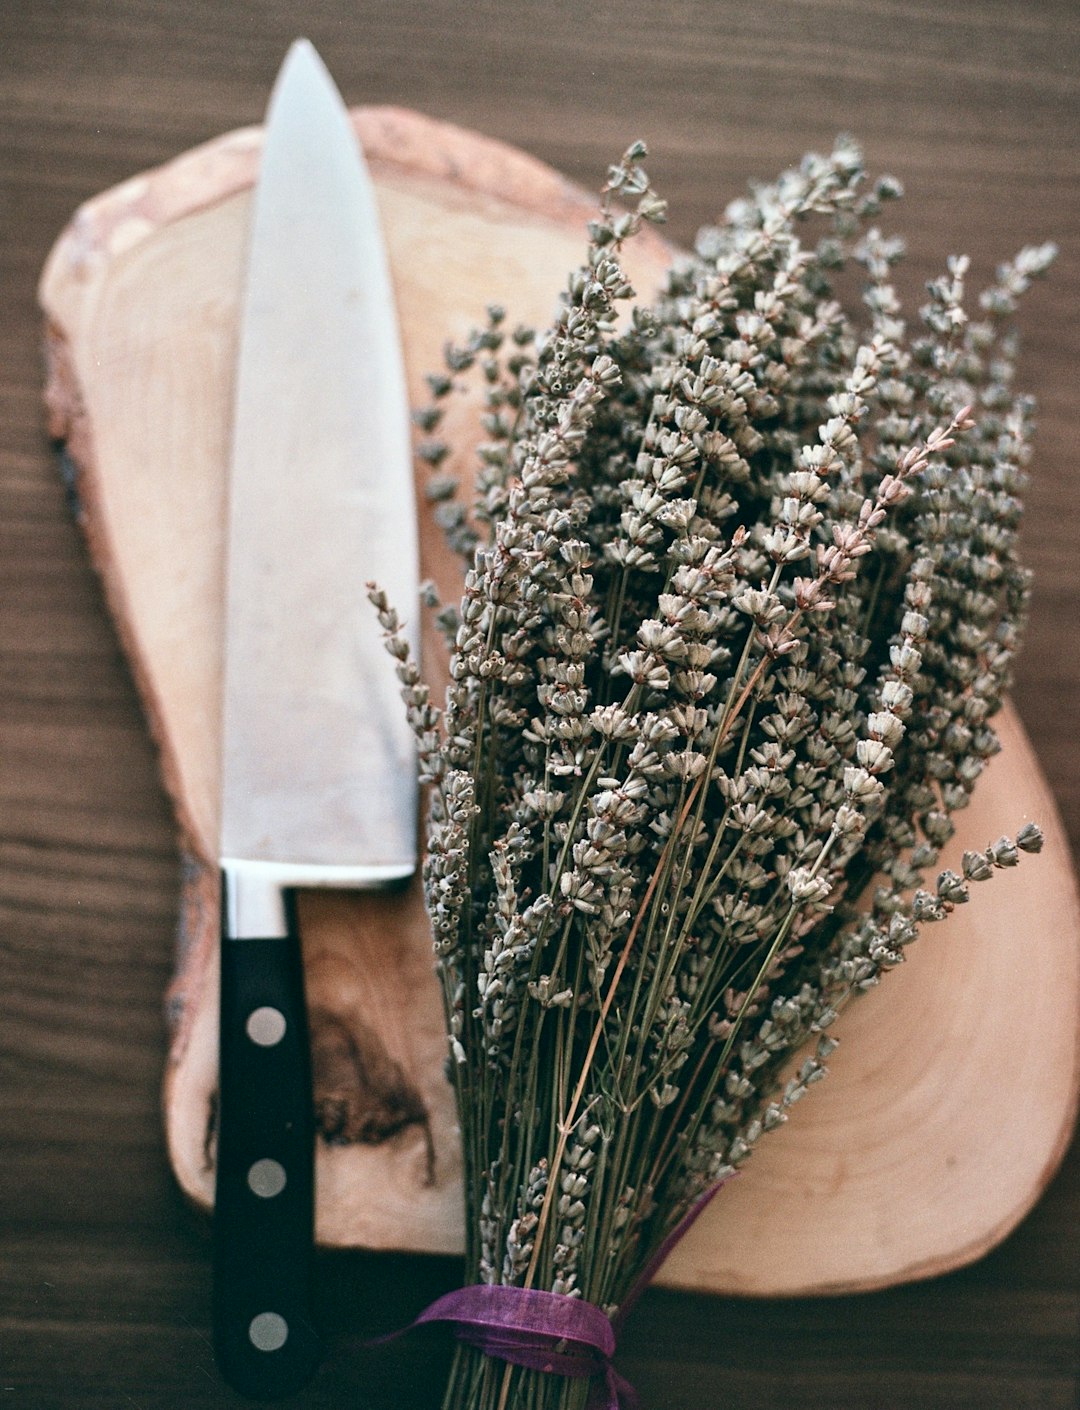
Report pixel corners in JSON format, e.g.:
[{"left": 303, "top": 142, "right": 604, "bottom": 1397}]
[
  {"left": 270, "top": 38, "right": 351, "bottom": 129},
  {"left": 285, "top": 36, "right": 317, "bottom": 64},
  {"left": 275, "top": 37, "right": 335, "bottom": 103}
]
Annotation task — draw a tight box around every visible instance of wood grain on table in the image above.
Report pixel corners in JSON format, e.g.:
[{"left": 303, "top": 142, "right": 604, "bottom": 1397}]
[{"left": 2, "top": 3, "right": 1078, "bottom": 1407}]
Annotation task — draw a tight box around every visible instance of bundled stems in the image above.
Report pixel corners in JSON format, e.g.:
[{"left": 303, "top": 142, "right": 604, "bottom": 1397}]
[{"left": 370, "top": 136, "right": 1053, "bottom": 1410}]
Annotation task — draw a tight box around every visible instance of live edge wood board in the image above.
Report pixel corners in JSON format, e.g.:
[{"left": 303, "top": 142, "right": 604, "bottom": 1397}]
[{"left": 37, "top": 107, "right": 1080, "bottom": 1297}]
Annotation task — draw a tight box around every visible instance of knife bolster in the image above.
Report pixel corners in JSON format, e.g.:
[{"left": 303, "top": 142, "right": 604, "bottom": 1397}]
[{"left": 222, "top": 857, "right": 416, "bottom": 938}]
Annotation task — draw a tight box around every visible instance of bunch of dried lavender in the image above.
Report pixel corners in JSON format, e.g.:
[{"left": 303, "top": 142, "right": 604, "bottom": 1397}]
[{"left": 372, "top": 137, "right": 1053, "bottom": 1410}]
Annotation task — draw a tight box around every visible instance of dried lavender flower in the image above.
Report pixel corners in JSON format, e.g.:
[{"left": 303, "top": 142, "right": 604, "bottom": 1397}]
[{"left": 374, "top": 137, "right": 1052, "bottom": 1410}]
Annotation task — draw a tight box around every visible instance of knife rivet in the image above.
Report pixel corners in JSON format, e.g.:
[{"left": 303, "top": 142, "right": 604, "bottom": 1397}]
[
  {"left": 248, "top": 1311, "right": 289, "bottom": 1352},
  {"left": 246, "top": 1006, "right": 287, "bottom": 1046},
  {"left": 247, "top": 1157, "right": 288, "bottom": 1198}
]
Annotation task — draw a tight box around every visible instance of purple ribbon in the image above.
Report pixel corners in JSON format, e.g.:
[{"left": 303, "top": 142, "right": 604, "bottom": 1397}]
[
  {"left": 395, "top": 1175, "right": 735, "bottom": 1408},
  {"left": 413, "top": 1284, "right": 635, "bottom": 1410}
]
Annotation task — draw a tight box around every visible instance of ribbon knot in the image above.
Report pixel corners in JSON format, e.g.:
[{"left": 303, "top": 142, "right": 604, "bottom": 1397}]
[
  {"left": 412, "top": 1284, "right": 637, "bottom": 1410},
  {"left": 386, "top": 1177, "right": 735, "bottom": 1406}
]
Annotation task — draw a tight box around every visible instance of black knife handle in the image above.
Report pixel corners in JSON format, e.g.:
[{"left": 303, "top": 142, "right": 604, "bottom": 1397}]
[{"left": 213, "top": 881, "right": 320, "bottom": 1399}]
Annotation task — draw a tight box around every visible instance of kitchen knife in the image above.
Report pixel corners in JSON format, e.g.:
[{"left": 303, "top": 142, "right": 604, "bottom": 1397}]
[{"left": 212, "top": 39, "right": 418, "bottom": 1399}]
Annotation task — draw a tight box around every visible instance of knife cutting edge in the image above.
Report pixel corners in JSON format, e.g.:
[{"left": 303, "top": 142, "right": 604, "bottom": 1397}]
[{"left": 212, "top": 38, "right": 419, "bottom": 1398}]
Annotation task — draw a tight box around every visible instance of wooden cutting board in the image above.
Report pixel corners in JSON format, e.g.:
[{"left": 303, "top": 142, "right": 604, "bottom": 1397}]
[{"left": 38, "top": 107, "right": 1080, "bottom": 1296}]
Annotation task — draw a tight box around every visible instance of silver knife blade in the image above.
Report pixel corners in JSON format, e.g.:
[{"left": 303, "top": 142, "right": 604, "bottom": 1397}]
[
  {"left": 211, "top": 40, "right": 417, "bottom": 1398},
  {"left": 220, "top": 38, "right": 418, "bottom": 936}
]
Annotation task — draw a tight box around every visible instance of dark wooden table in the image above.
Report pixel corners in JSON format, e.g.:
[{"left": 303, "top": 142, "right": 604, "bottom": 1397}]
[{"left": 2, "top": 3, "right": 1078, "bottom": 1406}]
